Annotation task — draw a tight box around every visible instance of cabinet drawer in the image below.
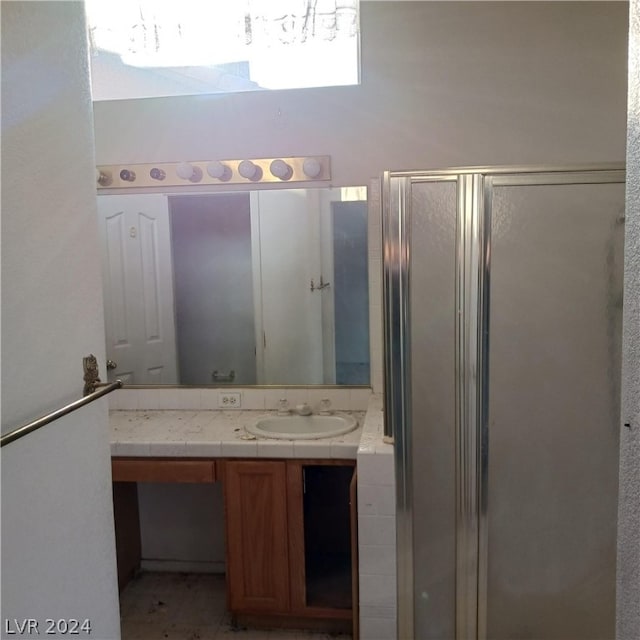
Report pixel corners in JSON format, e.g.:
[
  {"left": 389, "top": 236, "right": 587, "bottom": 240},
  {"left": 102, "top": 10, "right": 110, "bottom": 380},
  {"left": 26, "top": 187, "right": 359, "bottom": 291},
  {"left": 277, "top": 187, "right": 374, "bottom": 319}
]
[{"left": 112, "top": 458, "right": 216, "bottom": 483}]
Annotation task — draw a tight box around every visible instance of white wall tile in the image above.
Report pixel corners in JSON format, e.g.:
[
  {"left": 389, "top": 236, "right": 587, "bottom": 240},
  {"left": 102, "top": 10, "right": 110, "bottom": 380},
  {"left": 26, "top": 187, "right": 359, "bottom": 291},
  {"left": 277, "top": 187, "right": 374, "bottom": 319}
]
[
  {"left": 359, "top": 544, "right": 397, "bottom": 577},
  {"left": 357, "top": 482, "right": 395, "bottom": 516},
  {"left": 356, "top": 395, "right": 398, "bottom": 639},
  {"left": 293, "top": 441, "right": 332, "bottom": 459},
  {"left": 184, "top": 440, "right": 222, "bottom": 457},
  {"left": 257, "top": 440, "right": 294, "bottom": 458},
  {"left": 263, "top": 389, "right": 292, "bottom": 411},
  {"left": 220, "top": 440, "right": 258, "bottom": 457},
  {"left": 331, "top": 442, "right": 358, "bottom": 459},
  {"left": 358, "top": 516, "right": 396, "bottom": 546},
  {"left": 171, "top": 389, "right": 203, "bottom": 410},
  {"left": 358, "top": 441, "right": 376, "bottom": 456},
  {"left": 375, "top": 484, "right": 396, "bottom": 516},
  {"left": 155, "top": 390, "right": 180, "bottom": 409},
  {"left": 285, "top": 388, "right": 311, "bottom": 407},
  {"left": 360, "top": 616, "right": 397, "bottom": 640},
  {"left": 358, "top": 451, "right": 394, "bottom": 486},
  {"left": 148, "top": 440, "right": 187, "bottom": 456},
  {"left": 359, "top": 573, "right": 396, "bottom": 607},
  {"left": 360, "top": 605, "right": 396, "bottom": 620},
  {"left": 114, "top": 386, "right": 373, "bottom": 412},
  {"left": 240, "top": 390, "right": 265, "bottom": 410},
  {"left": 310, "top": 388, "right": 349, "bottom": 411},
  {"left": 199, "top": 390, "right": 218, "bottom": 410},
  {"left": 110, "top": 389, "right": 139, "bottom": 410},
  {"left": 358, "top": 484, "right": 380, "bottom": 515},
  {"left": 112, "top": 442, "right": 150, "bottom": 456},
  {"left": 135, "top": 389, "right": 161, "bottom": 410}
]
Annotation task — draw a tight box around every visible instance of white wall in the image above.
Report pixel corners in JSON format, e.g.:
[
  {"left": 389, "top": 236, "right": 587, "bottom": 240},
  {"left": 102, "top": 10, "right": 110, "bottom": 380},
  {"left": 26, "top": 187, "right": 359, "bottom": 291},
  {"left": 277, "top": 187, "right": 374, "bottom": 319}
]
[
  {"left": 1, "top": 2, "right": 120, "bottom": 637},
  {"left": 93, "top": 2, "right": 628, "bottom": 183},
  {"left": 617, "top": 1, "right": 640, "bottom": 638},
  {"left": 138, "top": 483, "right": 226, "bottom": 573}
]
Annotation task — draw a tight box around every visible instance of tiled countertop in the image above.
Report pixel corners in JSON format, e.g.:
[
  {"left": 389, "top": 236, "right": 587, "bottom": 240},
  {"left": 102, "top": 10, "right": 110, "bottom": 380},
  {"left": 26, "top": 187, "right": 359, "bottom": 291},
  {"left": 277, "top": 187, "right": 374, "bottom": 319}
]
[{"left": 110, "top": 409, "right": 366, "bottom": 459}]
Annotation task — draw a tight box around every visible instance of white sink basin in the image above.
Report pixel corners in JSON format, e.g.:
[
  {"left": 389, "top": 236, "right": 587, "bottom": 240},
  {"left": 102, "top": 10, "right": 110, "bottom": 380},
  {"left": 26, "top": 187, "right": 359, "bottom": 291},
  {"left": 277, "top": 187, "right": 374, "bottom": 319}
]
[{"left": 246, "top": 413, "right": 358, "bottom": 440}]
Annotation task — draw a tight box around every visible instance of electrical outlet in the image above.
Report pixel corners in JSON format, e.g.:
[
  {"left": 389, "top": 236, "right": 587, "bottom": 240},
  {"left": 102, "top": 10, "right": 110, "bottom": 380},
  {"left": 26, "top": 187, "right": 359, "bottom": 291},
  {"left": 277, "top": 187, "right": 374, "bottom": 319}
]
[{"left": 218, "top": 392, "right": 241, "bottom": 409}]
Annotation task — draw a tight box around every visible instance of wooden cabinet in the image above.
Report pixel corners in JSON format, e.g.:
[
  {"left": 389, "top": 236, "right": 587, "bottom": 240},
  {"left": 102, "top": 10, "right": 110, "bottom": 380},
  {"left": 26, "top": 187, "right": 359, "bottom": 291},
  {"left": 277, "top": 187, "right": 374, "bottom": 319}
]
[
  {"left": 111, "top": 456, "right": 358, "bottom": 635},
  {"left": 223, "top": 460, "right": 290, "bottom": 613},
  {"left": 222, "top": 459, "right": 358, "bottom": 634}
]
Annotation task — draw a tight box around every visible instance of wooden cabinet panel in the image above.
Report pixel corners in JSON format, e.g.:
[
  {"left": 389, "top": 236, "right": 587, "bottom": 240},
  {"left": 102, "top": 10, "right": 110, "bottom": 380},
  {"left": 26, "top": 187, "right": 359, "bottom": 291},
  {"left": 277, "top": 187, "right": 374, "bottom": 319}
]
[
  {"left": 224, "top": 460, "right": 290, "bottom": 613},
  {"left": 112, "top": 458, "right": 216, "bottom": 483},
  {"left": 286, "top": 461, "right": 306, "bottom": 613}
]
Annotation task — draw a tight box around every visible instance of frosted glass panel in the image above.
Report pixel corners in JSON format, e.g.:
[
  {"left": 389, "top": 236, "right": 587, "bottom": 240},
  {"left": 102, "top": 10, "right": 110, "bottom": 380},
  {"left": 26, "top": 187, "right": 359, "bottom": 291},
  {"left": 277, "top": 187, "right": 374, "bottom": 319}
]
[
  {"left": 410, "top": 180, "right": 458, "bottom": 638},
  {"left": 486, "top": 181, "right": 624, "bottom": 639}
]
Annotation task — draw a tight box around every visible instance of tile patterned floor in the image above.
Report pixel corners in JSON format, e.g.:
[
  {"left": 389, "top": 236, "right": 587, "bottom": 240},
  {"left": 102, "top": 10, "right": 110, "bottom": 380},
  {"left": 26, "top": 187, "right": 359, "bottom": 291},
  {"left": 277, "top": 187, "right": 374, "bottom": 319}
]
[{"left": 119, "top": 572, "right": 352, "bottom": 640}]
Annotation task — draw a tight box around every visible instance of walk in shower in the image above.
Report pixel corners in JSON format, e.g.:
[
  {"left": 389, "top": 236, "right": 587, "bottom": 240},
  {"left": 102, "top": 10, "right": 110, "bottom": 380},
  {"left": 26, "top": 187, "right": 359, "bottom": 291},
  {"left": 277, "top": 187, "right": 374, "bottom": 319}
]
[{"left": 383, "top": 166, "right": 625, "bottom": 640}]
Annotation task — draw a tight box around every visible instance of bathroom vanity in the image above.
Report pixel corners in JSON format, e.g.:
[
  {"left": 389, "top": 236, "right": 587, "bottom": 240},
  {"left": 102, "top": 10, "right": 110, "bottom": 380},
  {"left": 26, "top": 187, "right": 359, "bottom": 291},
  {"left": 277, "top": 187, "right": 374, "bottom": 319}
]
[
  {"left": 223, "top": 458, "right": 356, "bottom": 631},
  {"left": 110, "top": 409, "right": 364, "bottom": 634}
]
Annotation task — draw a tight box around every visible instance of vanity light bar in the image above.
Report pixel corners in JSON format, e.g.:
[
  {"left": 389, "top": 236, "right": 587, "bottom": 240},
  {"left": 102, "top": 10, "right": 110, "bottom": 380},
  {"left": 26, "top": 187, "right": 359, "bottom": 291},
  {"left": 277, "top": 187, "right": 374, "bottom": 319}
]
[{"left": 96, "top": 156, "right": 330, "bottom": 189}]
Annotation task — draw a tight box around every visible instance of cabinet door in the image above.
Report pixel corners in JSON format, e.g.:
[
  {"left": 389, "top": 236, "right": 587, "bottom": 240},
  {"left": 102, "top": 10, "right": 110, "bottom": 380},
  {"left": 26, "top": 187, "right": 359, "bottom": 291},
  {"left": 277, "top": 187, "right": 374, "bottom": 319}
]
[
  {"left": 224, "top": 461, "right": 290, "bottom": 613},
  {"left": 287, "top": 461, "right": 357, "bottom": 618}
]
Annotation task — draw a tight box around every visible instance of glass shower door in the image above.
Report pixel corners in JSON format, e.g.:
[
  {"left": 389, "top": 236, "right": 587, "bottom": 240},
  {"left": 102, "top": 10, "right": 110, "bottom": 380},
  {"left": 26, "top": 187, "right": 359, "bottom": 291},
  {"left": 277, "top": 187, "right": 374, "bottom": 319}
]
[
  {"left": 409, "top": 178, "right": 459, "bottom": 638},
  {"left": 384, "top": 174, "right": 462, "bottom": 638},
  {"left": 481, "top": 175, "right": 625, "bottom": 640},
  {"left": 385, "top": 166, "right": 625, "bottom": 640}
]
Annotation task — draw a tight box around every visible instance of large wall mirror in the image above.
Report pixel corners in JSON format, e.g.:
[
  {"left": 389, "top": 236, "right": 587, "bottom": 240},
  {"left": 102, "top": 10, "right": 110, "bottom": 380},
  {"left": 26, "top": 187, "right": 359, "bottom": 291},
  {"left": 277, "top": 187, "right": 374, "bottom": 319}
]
[{"left": 97, "top": 186, "right": 369, "bottom": 387}]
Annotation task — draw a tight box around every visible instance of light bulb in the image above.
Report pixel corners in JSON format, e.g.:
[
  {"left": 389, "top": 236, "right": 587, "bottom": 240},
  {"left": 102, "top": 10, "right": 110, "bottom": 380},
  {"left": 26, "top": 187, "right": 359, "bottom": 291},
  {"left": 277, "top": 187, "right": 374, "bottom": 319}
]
[
  {"left": 207, "top": 161, "right": 231, "bottom": 181},
  {"left": 302, "top": 158, "right": 322, "bottom": 179},
  {"left": 96, "top": 169, "right": 112, "bottom": 186},
  {"left": 150, "top": 168, "right": 166, "bottom": 181},
  {"left": 176, "top": 163, "right": 202, "bottom": 182},
  {"left": 119, "top": 169, "right": 136, "bottom": 182},
  {"left": 176, "top": 162, "right": 195, "bottom": 180},
  {"left": 238, "top": 160, "right": 258, "bottom": 180},
  {"left": 270, "top": 159, "right": 292, "bottom": 180}
]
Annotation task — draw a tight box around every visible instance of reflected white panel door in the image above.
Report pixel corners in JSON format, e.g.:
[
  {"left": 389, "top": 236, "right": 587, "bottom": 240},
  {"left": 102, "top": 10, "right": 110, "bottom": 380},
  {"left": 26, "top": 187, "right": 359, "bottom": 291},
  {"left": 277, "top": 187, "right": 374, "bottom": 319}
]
[
  {"left": 252, "top": 190, "right": 324, "bottom": 384},
  {"left": 97, "top": 194, "right": 178, "bottom": 384}
]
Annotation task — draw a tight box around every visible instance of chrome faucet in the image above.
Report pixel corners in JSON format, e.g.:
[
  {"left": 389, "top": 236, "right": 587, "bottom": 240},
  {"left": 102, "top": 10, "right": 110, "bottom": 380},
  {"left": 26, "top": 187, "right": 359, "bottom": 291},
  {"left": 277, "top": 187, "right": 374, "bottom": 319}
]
[
  {"left": 277, "top": 399, "right": 290, "bottom": 416},
  {"left": 295, "top": 402, "right": 312, "bottom": 416},
  {"left": 319, "top": 398, "right": 332, "bottom": 415}
]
